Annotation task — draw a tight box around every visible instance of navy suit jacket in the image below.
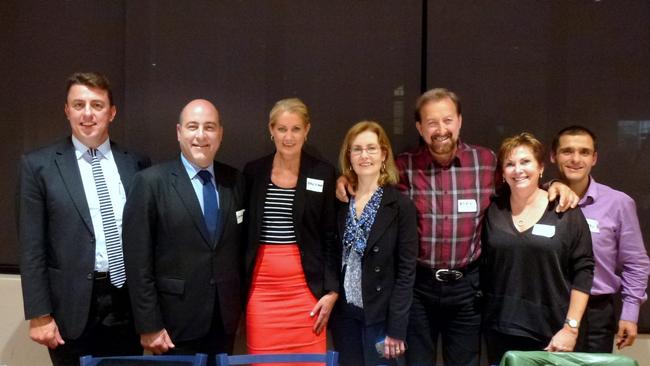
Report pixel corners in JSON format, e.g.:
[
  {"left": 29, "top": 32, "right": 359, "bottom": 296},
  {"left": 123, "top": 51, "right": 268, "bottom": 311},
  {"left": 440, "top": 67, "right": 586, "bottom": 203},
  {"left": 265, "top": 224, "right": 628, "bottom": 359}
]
[
  {"left": 18, "top": 137, "right": 150, "bottom": 339},
  {"left": 123, "top": 158, "right": 245, "bottom": 342}
]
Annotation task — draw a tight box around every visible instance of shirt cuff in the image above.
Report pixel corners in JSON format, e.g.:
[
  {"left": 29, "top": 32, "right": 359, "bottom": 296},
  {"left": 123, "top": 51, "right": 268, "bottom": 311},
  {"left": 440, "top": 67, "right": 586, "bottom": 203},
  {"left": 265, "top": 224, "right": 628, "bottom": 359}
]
[{"left": 620, "top": 301, "right": 641, "bottom": 323}]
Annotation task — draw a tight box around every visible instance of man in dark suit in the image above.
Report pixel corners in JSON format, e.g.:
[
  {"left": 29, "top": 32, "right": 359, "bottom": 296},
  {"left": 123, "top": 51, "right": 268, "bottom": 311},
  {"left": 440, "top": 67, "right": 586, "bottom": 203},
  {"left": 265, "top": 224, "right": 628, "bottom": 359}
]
[
  {"left": 123, "top": 99, "right": 245, "bottom": 360},
  {"left": 18, "top": 72, "right": 149, "bottom": 365}
]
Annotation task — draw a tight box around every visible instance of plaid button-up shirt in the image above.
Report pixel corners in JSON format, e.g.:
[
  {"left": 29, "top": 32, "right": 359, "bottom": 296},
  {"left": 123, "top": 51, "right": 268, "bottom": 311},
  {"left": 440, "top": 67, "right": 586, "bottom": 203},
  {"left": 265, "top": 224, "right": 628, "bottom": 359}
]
[{"left": 396, "top": 142, "right": 497, "bottom": 269}]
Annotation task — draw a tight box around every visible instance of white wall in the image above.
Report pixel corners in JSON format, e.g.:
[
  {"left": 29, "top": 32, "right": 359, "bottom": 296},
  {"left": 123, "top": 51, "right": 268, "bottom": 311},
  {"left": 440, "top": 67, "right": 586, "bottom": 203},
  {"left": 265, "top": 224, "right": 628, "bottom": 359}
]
[
  {"left": 0, "top": 275, "right": 50, "bottom": 366},
  {"left": 1, "top": 274, "right": 648, "bottom": 366}
]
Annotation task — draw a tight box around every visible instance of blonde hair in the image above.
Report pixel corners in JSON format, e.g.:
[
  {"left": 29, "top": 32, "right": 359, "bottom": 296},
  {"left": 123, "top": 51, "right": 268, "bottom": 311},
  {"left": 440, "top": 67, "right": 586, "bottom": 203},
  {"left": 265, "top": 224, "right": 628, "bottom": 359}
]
[
  {"left": 339, "top": 121, "right": 399, "bottom": 190},
  {"left": 269, "top": 98, "right": 310, "bottom": 128}
]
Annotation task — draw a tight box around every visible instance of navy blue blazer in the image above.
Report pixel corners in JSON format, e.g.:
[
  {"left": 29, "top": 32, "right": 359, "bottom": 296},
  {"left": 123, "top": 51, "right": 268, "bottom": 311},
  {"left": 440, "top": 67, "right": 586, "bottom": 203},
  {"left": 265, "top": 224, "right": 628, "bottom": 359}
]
[
  {"left": 123, "top": 158, "right": 245, "bottom": 342},
  {"left": 18, "top": 137, "right": 150, "bottom": 339}
]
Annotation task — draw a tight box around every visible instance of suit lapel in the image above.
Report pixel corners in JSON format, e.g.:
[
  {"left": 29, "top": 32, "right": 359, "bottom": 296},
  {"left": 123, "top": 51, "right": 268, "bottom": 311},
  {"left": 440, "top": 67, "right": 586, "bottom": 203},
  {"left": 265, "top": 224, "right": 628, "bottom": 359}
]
[
  {"left": 213, "top": 163, "right": 232, "bottom": 247},
  {"left": 170, "top": 159, "right": 212, "bottom": 246},
  {"left": 293, "top": 154, "right": 309, "bottom": 230},
  {"left": 54, "top": 140, "right": 94, "bottom": 234},
  {"left": 337, "top": 201, "right": 348, "bottom": 238},
  {"left": 253, "top": 156, "right": 274, "bottom": 244},
  {"left": 364, "top": 188, "right": 398, "bottom": 255},
  {"left": 111, "top": 143, "right": 136, "bottom": 192}
]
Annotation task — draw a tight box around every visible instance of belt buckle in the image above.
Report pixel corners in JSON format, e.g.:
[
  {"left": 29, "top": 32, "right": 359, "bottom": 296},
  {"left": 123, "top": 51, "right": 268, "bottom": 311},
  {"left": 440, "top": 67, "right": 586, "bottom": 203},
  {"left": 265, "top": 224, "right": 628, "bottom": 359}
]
[
  {"left": 435, "top": 269, "right": 463, "bottom": 282},
  {"left": 94, "top": 272, "right": 108, "bottom": 280}
]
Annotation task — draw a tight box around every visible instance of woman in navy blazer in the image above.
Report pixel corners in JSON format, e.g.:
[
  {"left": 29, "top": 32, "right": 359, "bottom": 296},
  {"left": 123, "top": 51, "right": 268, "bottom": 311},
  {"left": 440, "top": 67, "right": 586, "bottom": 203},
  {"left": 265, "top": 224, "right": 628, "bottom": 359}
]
[
  {"left": 243, "top": 98, "right": 339, "bottom": 355},
  {"left": 330, "top": 121, "right": 418, "bottom": 366}
]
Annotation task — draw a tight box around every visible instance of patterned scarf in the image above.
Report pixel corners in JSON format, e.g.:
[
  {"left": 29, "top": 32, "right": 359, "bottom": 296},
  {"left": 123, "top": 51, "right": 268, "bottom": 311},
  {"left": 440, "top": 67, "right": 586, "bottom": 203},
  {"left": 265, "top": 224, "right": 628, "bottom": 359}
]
[{"left": 342, "top": 186, "right": 383, "bottom": 308}]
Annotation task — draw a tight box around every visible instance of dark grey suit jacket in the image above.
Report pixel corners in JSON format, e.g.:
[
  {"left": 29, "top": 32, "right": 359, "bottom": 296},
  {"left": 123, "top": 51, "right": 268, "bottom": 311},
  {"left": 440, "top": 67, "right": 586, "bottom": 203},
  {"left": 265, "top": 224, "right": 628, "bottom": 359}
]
[
  {"left": 18, "top": 137, "right": 150, "bottom": 339},
  {"left": 123, "top": 158, "right": 245, "bottom": 342}
]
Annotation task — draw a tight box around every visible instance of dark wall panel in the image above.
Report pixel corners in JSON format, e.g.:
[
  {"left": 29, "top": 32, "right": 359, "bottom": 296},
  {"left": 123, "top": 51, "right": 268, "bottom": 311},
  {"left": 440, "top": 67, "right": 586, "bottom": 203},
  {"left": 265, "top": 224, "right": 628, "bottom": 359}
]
[
  {"left": 122, "top": 1, "right": 421, "bottom": 168},
  {"left": 1, "top": 0, "right": 126, "bottom": 270}
]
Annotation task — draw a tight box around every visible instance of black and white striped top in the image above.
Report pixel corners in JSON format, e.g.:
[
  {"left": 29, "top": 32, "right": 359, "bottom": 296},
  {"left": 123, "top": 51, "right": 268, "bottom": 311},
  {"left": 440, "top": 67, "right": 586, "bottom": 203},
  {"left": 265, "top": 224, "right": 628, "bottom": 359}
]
[{"left": 260, "top": 183, "right": 297, "bottom": 244}]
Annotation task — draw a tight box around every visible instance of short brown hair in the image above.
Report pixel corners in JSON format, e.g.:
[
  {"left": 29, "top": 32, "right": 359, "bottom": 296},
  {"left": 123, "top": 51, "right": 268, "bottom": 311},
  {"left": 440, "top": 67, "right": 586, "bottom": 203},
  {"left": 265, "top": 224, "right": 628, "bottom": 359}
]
[
  {"left": 497, "top": 132, "right": 545, "bottom": 175},
  {"left": 66, "top": 72, "right": 113, "bottom": 105},
  {"left": 339, "top": 121, "right": 399, "bottom": 190},
  {"left": 551, "top": 125, "right": 598, "bottom": 153},
  {"left": 269, "top": 98, "right": 310, "bottom": 128},
  {"left": 414, "top": 88, "right": 461, "bottom": 122}
]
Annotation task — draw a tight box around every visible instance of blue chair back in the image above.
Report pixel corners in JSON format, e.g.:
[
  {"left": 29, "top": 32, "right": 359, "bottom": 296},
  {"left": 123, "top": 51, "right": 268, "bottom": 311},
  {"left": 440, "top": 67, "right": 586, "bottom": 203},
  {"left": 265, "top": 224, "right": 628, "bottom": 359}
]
[
  {"left": 79, "top": 353, "right": 208, "bottom": 366},
  {"left": 215, "top": 351, "right": 339, "bottom": 365}
]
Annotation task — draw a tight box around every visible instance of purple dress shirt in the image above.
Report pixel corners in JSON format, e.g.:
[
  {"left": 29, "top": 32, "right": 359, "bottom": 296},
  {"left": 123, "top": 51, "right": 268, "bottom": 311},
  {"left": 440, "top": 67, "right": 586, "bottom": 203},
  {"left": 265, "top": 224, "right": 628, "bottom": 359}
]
[{"left": 579, "top": 177, "right": 650, "bottom": 322}]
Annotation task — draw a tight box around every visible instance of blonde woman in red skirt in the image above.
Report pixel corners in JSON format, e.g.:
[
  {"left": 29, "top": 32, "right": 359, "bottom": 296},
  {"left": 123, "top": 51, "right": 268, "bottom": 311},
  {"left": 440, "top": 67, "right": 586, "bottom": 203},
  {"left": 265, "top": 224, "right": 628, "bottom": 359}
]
[{"left": 243, "top": 98, "right": 339, "bottom": 361}]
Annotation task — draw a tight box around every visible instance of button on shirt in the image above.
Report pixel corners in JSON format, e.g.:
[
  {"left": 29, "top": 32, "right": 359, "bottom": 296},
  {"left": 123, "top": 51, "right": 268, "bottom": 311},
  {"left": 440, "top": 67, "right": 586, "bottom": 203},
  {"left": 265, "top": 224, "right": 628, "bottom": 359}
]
[
  {"left": 396, "top": 142, "right": 497, "bottom": 269},
  {"left": 180, "top": 154, "right": 220, "bottom": 215},
  {"left": 72, "top": 136, "right": 125, "bottom": 272},
  {"left": 579, "top": 177, "right": 650, "bottom": 322}
]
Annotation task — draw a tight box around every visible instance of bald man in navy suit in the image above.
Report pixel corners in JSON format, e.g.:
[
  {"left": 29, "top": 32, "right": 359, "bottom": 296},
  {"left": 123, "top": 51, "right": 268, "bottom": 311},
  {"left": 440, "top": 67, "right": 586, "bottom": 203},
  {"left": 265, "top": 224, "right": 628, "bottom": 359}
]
[{"left": 123, "top": 99, "right": 245, "bottom": 362}]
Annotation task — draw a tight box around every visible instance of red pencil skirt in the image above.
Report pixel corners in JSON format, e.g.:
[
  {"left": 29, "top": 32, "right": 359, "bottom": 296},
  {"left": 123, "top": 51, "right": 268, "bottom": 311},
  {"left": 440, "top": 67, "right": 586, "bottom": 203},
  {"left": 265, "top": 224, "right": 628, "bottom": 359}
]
[{"left": 246, "top": 244, "right": 326, "bottom": 359}]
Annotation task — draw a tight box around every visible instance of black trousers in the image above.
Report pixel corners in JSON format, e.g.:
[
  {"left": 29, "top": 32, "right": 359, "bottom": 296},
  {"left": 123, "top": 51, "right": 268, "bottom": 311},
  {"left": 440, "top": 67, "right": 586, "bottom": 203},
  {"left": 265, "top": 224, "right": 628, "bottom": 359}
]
[
  {"left": 164, "top": 292, "right": 235, "bottom": 366},
  {"left": 330, "top": 297, "right": 404, "bottom": 366},
  {"left": 574, "top": 294, "right": 616, "bottom": 353},
  {"left": 405, "top": 267, "right": 482, "bottom": 366},
  {"left": 48, "top": 277, "right": 142, "bottom": 366}
]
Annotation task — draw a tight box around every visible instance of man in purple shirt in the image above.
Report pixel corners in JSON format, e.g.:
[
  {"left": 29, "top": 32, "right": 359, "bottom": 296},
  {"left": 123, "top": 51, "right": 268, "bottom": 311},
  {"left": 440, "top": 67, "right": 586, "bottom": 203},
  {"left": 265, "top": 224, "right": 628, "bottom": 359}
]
[{"left": 551, "top": 125, "right": 650, "bottom": 352}]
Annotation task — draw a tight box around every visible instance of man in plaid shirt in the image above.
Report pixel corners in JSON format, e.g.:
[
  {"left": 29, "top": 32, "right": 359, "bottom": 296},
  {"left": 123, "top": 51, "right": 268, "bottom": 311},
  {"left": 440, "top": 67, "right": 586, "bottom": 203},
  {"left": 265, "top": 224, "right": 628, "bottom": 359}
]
[{"left": 397, "top": 88, "right": 492, "bottom": 366}]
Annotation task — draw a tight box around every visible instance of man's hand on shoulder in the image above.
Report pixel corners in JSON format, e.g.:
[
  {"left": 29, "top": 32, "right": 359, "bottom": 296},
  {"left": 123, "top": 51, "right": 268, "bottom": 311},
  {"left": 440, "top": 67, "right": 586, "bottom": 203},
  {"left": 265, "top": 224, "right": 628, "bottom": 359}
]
[
  {"left": 29, "top": 315, "right": 65, "bottom": 349},
  {"left": 548, "top": 180, "right": 579, "bottom": 212},
  {"left": 140, "top": 329, "right": 175, "bottom": 355},
  {"left": 335, "top": 176, "right": 353, "bottom": 203}
]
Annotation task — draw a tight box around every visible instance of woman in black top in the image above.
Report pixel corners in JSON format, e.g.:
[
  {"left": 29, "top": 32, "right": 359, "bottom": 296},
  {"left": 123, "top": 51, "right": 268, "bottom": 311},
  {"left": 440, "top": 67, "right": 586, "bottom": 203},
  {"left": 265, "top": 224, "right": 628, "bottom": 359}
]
[{"left": 481, "top": 132, "right": 594, "bottom": 364}]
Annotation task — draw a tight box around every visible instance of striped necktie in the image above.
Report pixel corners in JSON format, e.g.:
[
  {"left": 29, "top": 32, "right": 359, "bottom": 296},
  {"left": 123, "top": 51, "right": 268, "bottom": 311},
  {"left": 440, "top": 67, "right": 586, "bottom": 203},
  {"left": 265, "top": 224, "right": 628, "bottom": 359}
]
[{"left": 89, "top": 149, "right": 126, "bottom": 288}]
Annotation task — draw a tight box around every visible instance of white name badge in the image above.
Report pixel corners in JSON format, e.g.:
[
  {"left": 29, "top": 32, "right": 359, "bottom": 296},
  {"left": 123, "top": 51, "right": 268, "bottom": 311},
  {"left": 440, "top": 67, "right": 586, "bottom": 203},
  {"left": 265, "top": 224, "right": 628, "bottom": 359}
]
[
  {"left": 586, "top": 218, "right": 600, "bottom": 233},
  {"left": 532, "top": 224, "right": 556, "bottom": 238},
  {"left": 306, "top": 178, "right": 324, "bottom": 193},
  {"left": 457, "top": 199, "right": 478, "bottom": 213},
  {"left": 236, "top": 209, "right": 245, "bottom": 224}
]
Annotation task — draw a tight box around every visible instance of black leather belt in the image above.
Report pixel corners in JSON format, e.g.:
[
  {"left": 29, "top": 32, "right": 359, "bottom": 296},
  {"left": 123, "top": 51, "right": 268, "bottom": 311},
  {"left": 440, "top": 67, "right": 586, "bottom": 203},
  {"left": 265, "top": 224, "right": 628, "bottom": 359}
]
[
  {"left": 418, "top": 261, "right": 478, "bottom": 282},
  {"left": 94, "top": 271, "right": 109, "bottom": 280}
]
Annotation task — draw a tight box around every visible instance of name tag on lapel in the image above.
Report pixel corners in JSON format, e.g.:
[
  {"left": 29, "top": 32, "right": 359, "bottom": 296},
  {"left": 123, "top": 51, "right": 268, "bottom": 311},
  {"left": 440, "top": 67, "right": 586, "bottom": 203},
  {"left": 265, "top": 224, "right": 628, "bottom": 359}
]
[
  {"left": 532, "top": 224, "right": 555, "bottom": 238},
  {"left": 306, "top": 178, "right": 324, "bottom": 193},
  {"left": 236, "top": 209, "right": 245, "bottom": 224}
]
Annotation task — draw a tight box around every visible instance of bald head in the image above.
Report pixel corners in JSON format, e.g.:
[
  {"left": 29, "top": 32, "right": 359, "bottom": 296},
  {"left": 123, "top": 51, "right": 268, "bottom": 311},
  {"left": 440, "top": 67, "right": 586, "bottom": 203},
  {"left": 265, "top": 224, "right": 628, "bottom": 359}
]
[
  {"left": 177, "top": 99, "right": 223, "bottom": 168},
  {"left": 179, "top": 99, "right": 220, "bottom": 126}
]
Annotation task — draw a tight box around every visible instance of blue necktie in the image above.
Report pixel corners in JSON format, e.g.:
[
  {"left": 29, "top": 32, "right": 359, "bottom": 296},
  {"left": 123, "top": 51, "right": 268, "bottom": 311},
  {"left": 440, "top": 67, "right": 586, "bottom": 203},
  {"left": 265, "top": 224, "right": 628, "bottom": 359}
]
[
  {"left": 89, "top": 149, "right": 126, "bottom": 288},
  {"left": 197, "top": 170, "right": 218, "bottom": 241}
]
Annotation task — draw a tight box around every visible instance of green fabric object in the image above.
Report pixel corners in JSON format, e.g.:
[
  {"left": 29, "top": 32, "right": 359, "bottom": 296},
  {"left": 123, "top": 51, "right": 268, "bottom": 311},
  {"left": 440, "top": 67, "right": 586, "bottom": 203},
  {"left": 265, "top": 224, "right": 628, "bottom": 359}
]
[{"left": 499, "top": 351, "right": 639, "bottom": 366}]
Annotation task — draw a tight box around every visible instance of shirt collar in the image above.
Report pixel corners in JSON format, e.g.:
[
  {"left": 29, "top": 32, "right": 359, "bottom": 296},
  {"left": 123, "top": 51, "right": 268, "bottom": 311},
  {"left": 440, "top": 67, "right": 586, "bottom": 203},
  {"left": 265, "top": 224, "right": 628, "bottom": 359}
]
[
  {"left": 72, "top": 135, "right": 112, "bottom": 161},
  {"left": 180, "top": 153, "right": 214, "bottom": 180},
  {"left": 579, "top": 176, "right": 598, "bottom": 206}
]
